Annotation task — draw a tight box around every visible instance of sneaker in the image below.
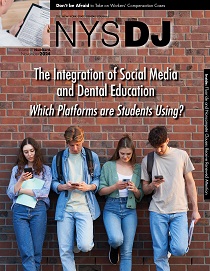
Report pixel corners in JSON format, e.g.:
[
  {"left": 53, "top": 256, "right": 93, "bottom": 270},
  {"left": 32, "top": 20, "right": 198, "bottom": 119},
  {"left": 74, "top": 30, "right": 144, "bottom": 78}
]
[
  {"left": 109, "top": 246, "right": 119, "bottom": 265},
  {"left": 168, "top": 231, "right": 171, "bottom": 258},
  {"left": 73, "top": 244, "right": 80, "bottom": 253}
]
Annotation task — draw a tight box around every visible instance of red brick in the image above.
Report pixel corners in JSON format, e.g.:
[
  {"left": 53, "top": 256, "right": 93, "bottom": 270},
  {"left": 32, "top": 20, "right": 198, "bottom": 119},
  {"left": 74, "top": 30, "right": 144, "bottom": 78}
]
[{"left": 0, "top": 8, "right": 208, "bottom": 271}]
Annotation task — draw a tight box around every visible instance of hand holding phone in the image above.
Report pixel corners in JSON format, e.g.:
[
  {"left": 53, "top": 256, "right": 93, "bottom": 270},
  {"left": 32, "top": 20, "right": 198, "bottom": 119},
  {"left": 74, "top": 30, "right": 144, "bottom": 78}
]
[
  {"left": 122, "top": 179, "right": 130, "bottom": 183},
  {"left": 154, "top": 175, "right": 163, "bottom": 180},
  {"left": 153, "top": 175, "right": 164, "bottom": 187},
  {"left": 71, "top": 183, "right": 80, "bottom": 187},
  {"left": 24, "top": 167, "right": 33, "bottom": 179}
]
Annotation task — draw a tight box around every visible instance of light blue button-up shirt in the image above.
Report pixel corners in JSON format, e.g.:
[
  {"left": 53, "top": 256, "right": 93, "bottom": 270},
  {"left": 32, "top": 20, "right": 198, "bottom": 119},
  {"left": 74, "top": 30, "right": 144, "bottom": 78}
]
[
  {"left": 51, "top": 147, "right": 101, "bottom": 221},
  {"left": 7, "top": 165, "right": 52, "bottom": 209}
]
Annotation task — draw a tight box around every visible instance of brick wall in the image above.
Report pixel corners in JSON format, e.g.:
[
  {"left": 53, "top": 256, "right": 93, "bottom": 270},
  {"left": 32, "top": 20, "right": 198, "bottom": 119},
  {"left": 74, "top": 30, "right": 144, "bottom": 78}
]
[{"left": 0, "top": 9, "right": 209, "bottom": 271}]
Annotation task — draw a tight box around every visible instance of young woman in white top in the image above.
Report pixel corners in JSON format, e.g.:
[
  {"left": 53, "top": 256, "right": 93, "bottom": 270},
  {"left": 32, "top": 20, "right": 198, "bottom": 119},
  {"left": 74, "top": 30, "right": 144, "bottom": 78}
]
[{"left": 99, "top": 134, "right": 143, "bottom": 271}]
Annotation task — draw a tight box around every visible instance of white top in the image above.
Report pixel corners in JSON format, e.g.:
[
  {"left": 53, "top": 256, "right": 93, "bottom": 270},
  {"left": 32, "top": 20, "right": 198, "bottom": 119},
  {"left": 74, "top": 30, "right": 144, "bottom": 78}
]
[
  {"left": 118, "top": 172, "right": 132, "bottom": 198},
  {"left": 0, "top": 18, "right": 23, "bottom": 47},
  {"left": 141, "top": 147, "right": 195, "bottom": 214}
]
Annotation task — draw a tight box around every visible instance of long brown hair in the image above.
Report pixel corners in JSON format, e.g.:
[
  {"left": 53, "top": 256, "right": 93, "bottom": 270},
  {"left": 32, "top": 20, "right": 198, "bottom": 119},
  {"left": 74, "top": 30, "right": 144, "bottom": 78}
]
[
  {"left": 109, "top": 134, "right": 137, "bottom": 166},
  {"left": 15, "top": 137, "right": 44, "bottom": 178}
]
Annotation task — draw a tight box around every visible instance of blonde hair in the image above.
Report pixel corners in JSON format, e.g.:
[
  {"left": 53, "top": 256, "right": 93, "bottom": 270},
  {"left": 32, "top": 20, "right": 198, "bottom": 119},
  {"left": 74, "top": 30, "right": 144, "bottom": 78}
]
[{"left": 64, "top": 126, "right": 84, "bottom": 144}]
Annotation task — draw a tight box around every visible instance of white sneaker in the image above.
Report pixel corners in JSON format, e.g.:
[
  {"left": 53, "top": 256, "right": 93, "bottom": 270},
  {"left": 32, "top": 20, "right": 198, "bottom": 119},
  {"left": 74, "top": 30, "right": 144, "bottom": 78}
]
[{"left": 167, "top": 251, "right": 171, "bottom": 258}]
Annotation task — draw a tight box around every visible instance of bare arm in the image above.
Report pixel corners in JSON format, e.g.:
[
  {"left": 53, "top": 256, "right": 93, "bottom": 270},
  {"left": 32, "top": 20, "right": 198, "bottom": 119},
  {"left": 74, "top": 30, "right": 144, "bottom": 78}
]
[
  {"left": 142, "top": 178, "right": 165, "bottom": 195},
  {"left": 185, "top": 171, "right": 201, "bottom": 224},
  {"left": 98, "top": 181, "right": 127, "bottom": 196}
]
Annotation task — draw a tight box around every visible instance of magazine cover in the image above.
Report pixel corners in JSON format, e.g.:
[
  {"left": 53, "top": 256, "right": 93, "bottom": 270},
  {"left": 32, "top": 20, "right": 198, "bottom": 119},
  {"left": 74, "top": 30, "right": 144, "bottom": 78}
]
[{"left": 0, "top": 0, "right": 209, "bottom": 270}]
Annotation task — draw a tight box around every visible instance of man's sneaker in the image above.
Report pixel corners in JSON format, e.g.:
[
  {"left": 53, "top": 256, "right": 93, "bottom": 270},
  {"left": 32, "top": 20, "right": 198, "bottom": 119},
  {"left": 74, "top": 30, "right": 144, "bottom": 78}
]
[
  {"left": 168, "top": 231, "right": 171, "bottom": 258},
  {"left": 109, "top": 246, "right": 119, "bottom": 265}
]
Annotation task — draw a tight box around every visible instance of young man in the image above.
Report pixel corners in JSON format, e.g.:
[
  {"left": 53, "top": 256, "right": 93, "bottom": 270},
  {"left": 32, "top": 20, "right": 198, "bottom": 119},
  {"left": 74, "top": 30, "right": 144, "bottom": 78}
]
[
  {"left": 0, "top": 0, "right": 50, "bottom": 46},
  {"left": 141, "top": 126, "right": 201, "bottom": 271},
  {"left": 51, "top": 126, "right": 101, "bottom": 271}
]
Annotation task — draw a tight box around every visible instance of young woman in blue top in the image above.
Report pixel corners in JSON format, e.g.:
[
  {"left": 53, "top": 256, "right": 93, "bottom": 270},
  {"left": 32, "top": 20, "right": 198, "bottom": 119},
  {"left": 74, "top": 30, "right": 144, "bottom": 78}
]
[
  {"left": 7, "top": 137, "right": 52, "bottom": 271},
  {"left": 98, "top": 134, "right": 143, "bottom": 271}
]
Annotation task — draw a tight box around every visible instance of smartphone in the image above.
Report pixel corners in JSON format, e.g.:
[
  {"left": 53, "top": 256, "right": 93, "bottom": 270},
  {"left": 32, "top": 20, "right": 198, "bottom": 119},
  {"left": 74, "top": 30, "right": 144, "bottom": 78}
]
[
  {"left": 71, "top": 183, "right": 80, "bottom": 186},
  {"left": 122, "top": 179, "right": 130, "bottom": 183},
  {"left": 24, "top": 167, "right": 33, "bottom": 178},
  {"left": 154, "top": 175, "right": 163, "bottom": 180}
]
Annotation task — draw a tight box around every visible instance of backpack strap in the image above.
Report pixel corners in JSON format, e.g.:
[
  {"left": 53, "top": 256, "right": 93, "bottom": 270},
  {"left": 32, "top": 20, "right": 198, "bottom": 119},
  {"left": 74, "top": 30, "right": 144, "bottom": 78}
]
[
  {"left": 56, "top": 150, "right": 65, "bottom": 182},
  {"left": 144, "top": 151, "right": 155, "bottom": 203},
  {"left": 56, "top": 149, "right": 68, "bottom": 197},
  {"left": 147, "top": 151, "right": 154, "bottom": 183},
  {"left": 83, "top": 147, "right": 94, "bottom": 177}
]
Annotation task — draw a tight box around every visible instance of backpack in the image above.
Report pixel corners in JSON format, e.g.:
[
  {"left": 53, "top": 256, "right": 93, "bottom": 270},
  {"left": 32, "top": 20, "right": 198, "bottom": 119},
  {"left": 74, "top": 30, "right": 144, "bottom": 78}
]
[{"left": 56, "top": 147, "right": 94, "bottom": 183}]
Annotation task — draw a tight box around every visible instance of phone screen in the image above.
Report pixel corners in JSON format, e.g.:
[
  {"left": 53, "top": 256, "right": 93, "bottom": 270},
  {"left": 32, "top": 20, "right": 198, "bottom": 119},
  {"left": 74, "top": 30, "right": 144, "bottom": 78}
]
[
  {"left": 154, "top": 175, "right": 163, "bottom": 180},
  {"left": 122, "top": 179, "right": 129, "bottom": 183},
  {"left": 24, "top": 168, "right": 33, "bottom": 178}
]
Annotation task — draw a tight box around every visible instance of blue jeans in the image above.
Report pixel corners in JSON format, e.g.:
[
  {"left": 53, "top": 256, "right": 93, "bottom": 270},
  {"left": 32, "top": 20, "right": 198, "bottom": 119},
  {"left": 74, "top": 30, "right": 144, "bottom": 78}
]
[
  {"left": 57, "top": 210, "right": 94, "bottom": 271},
  {"left": 12, "top": 201, "right": 47, "bottom": 271},
  {"left": 150, "top": 211, "right": 188, "bottom": 271},
  {"left": 103, "top": 197, "right": 137, "bottom": 271}
]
